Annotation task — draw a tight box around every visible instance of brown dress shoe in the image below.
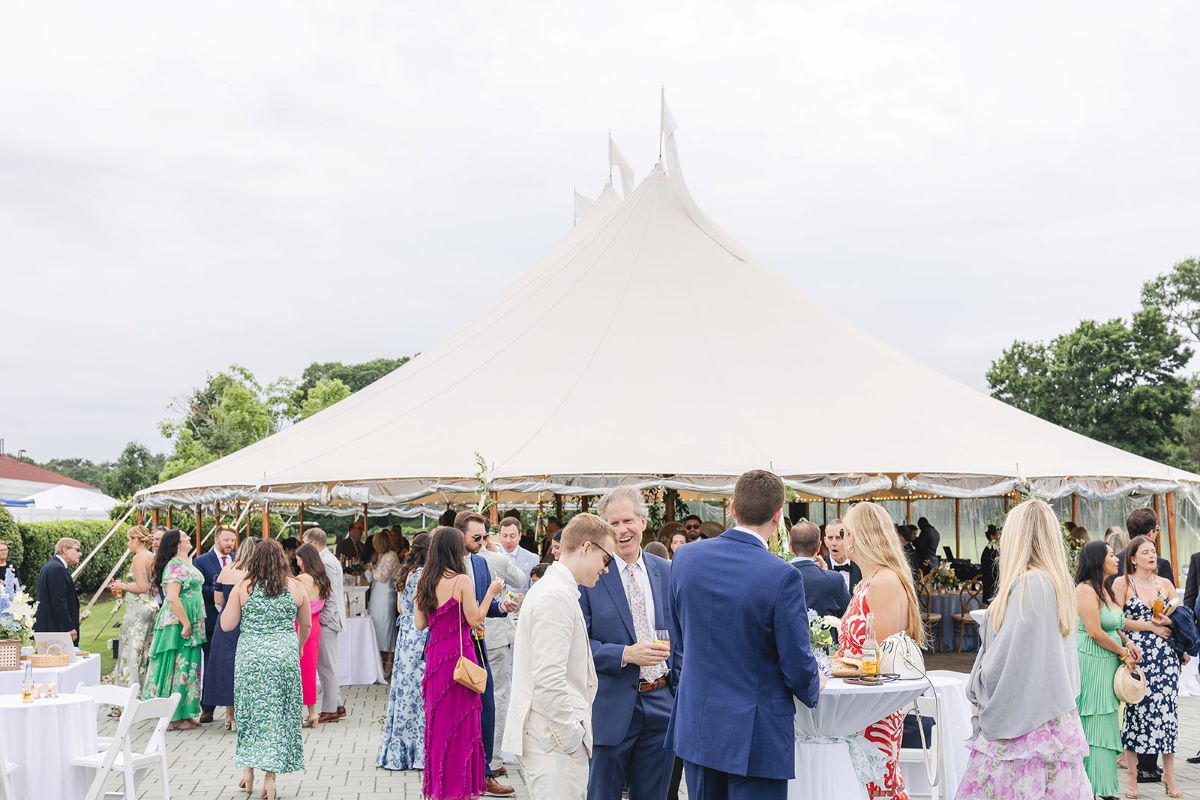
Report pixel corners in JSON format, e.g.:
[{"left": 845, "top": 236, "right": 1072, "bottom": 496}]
[
  {"left": 493, "top": 766, "right": 507, "bottom": 777},
  {"left": 335, "top": 705, "right": 347, "bottom": 718},
  {"left": 317, "top": 712, "right": 340, "bottom": 723},
  {"left": 484, "top": 777, "right": 515, "bottom": 796}
]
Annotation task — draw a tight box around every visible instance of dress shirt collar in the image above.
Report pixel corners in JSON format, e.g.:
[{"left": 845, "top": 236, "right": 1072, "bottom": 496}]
[
  {"left": 829, "top": 556, "right": 852, "bottom": 569},
  {"left": 732, "top": 526, "right": 770, "bottom": 549},
  {"left": 56, "top": 554, "right": 69, "bottom": 569},
  {"left": 790, "top": 556, "right": 817, "bottom": 565},
  {"left": 617, "top": 551, "right": 645, "bottom": 578}
]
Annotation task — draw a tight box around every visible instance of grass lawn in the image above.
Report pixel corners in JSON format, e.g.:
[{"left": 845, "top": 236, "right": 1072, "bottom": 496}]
[{"left": 78, "top": 596, "right": 119, "bottom": 676}]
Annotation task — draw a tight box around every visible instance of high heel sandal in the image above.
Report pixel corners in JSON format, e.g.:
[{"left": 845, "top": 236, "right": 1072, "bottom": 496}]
[
  {"left": 1164, "top": 783, "right": 1184, "bottom": 799},
  {"left": 301, "top": 715, "right": 319, "bottom": 728},
  {"left": 260, "top": 776, "right": 276, "bottom": 800},
  {"left": 238, "top": 768, "right": 254, "bottom": 796}
]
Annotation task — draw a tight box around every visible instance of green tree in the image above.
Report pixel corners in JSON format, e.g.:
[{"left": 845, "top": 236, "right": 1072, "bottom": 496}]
[
  {"left": 102, "top": 442, "right": 166, "bottom": 499},
  {"left": 987, "top": 304, "right": 1191, "bottom": 461},
  {"left": 287, "top": 357, "right": 411, "bottom": 419},
  {"left": 35, "top": 457, "right": 112, "bottom": 489},
  {"left": 298, "top": 377, "right": 352, "bottom": 420},
  {"left": 1142, "top": 257, "right": 1200, "bottom": 343}
]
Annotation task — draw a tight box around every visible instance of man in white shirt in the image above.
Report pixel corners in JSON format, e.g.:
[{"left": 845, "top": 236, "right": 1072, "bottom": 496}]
[
  {"left": 304, "top": 528, "right": 346, "bottom": 723},
  {"left": 504, "top": 513, "right": 616, "bottom": 799},
  {"left": 496, "top": 517, "right": 539, "bottom": 586}
]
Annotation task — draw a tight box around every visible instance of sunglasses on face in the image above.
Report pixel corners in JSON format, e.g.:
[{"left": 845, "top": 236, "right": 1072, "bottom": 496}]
[
  {"left": 470, "top": 534, "right": 486, "bottom": 542},
  {"left": 684, "top": 523, "right": 701, "bottom": 531}
]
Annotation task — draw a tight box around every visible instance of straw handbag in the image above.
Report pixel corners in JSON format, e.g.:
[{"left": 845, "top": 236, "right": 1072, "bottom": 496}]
[
  {"left": 1114, "top": 661, "right": 1147, "bottom": 705},
  {"left": 453, "top": 601, "right": 487, "bottom": 694}
]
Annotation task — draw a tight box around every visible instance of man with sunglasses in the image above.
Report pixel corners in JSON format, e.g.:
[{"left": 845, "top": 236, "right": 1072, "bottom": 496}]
[
  {"left": 34, "top": 537, "right": 82, "bottom": 644},
  {"left": 682, "top": 515, "right": 704, "bottom": 541},
  {"left": 455, "top": 511, "right": 524, "bottom": 797},
  {"left": 578, "top": 487, "right": 678, "bottom": 800}
]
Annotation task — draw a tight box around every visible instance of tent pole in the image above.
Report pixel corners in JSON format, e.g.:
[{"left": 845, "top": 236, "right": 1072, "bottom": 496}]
[
  {"left": 299, "top": 503, "right": 305, "bottom": 538},
  {"left": 1167, "top": 493, "right": 1180, "bottom": 587},
  {"left": 262, "top": 502, "right": 271, "bottom": 539},
  {"left": 554, "top": 494, "right": 564, "bottom": 521},
  {"left": 194, "top": 505, "right": 203, "bottom": 553},
  {"left": 580, "top": 495, "right": 590, "bottom": 514},
  {"left": 1070, "top": 493, "right": 1079, "bottom": 525},
  {"left": 363, "top": 503, "right": 369, "bottom": 539},
  {"left": 489, "top": 493, "right": 500, "bottom": 528},
  {"left": 215, "top": 501, "right": 221, "bottom": 530},
  {"left": 137, "top": 508, "right": 144, "bottom": 526},
  {"left": 954, "top": 499, "right": 961, "bottom": 560},
  {"left": 904, "top": 498, "right": 912, "bottom": 526},
  {"left": 664, "top": 490, "right": 676, "bottom": 523},
  {"left": 1153, "top": 494, "right": 1162, "bottom": 525},
  {"left": 71, "top": 502, "right": 136, "bottom": 580},
  {"left": 152, "top": 509, "right": 160, "bottom": 527},
  {"left": 165, "top": 507, "right": 172, "bottom": 529},
  {"left": 722, "top": 499, "right": 728, "bottom": 528}
]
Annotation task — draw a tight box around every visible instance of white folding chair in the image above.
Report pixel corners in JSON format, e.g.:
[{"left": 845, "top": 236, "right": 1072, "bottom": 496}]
[
  {"left": 75, "top": 692, "right": 180, "bottom": 800},
  {"left": 78, "top": 682, "right": 140, "bottom": 750},
  {"left": 0, "top": 731, "right": 16, "bottom": 800},
  {"left": 898, "top": 694, "right": 944, "bottom": 800},
  {"left": 926, "top": 669, "right": 970, "bottom": 686}
]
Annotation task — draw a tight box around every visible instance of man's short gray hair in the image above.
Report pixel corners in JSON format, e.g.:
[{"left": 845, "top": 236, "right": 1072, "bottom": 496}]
[{"left": 596, "top": 487, "right": 648, "bottom": 521}]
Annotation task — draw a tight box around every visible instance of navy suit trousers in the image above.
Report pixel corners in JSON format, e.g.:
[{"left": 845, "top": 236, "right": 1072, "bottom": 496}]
[
  {"left": 475, "top": 638, "right": 496, "bottom": 779},
  {"left": 588, "top": 685, "right": 673, "bottom": 800},
  {"left": 683, "top": 762, "right": 786, "bottom": 800}
]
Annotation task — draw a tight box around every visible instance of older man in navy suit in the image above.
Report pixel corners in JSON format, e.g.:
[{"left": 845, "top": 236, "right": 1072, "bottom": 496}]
[
  {"left": 669, "top": 470, "right": 821, "bottom": 800},
  {"left": 788, "top": 521, "right": 850, "bottom": 618},
  {"left": 579, "top": 487, "right": 679, "bottom": 800}
]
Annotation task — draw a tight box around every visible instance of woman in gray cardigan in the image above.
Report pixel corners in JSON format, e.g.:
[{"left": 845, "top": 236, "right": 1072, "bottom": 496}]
[{"left": 956, "top": 499, "right": 1090, "bottom": 800}]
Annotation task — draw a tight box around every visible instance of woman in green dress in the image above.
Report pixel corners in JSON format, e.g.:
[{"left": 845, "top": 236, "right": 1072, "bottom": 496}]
[
  {"left": 111, "top": 524, "right": 159, "bottom": 688},
  {"left": 143, "top": 529, "right": 207, "bottom": 730},
  {"left": 221, "top": 538, "right": 308, "bottom": 800},
  {"left": 1075, "top": 540, "right": 1140, "bottom": 799}
]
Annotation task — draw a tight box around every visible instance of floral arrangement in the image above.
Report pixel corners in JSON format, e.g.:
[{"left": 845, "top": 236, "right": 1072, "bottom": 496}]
[
  {"left": 0, "top": 571, "right": 38, "bottom": 643},
  {"left": 928, "top": 560, "right": 960, "bottom": 591},
  {"left": 808, "top": 609, "right": 840, "bottom": 654}
]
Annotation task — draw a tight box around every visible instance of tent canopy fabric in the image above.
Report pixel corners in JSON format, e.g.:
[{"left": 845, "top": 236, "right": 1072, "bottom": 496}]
[{"left": 135, "top": 134, "right": 1200, "bottom": 511}]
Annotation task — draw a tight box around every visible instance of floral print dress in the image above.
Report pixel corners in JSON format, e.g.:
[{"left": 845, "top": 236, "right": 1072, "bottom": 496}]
[
  {"left": 235, "top": 587, "right": 304, "bottom": 774},
  {"left": 837, "top": 575, "right": 908, "bottom": 800},
  {"left": 142, "top": 558, "right": 207, "bottom": 720},
  {"left": 114, "top": 580, "right": 158, "bottom": 688},
  {"left": 1121, "top": 594, "right": 1179, "bottom": 754},
  {"left": 377, "top": 569, "right": 428, "bottom": 770}
]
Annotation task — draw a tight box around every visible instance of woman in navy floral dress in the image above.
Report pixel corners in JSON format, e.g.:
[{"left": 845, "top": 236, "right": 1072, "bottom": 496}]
[{"left": 377, "top": 533, "right": 430, "bottom": 771}]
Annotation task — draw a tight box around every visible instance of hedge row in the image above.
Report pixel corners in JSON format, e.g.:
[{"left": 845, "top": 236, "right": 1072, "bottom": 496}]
[{"left": 9, "top": 516, "right": 131, "bottom": 598}]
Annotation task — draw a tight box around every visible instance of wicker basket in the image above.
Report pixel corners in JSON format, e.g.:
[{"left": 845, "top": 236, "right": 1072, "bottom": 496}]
[
  {"left": 0, "top": 639, "right": 20, "bottom": 671},
  {"left": 29, "top": 642, "right": 70, "bottom": 669}
]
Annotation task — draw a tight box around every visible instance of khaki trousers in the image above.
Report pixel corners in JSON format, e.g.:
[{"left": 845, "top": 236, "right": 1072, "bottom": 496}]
[{"left": 520, "top": 738, "right": 588, "bottom": 800}]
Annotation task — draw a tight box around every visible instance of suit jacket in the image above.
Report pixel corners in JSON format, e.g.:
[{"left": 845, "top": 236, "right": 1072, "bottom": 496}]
[
  {"left": 503, "top": 562, "right": 597, "bottom": 757},
  {"left": 193, "top": 549, "right": 228, "bottom": 638},
  {"left": 33, "top": 557, "right": 80, "bottom": 639},
  {"left": 499, "top": 544, "right": 540, "bottom": 590},
  {"left": 822, "top": 553, "right": 862, "bottom": 594},
  {"left": 479, "top": 547, "right": 527, "bottom": 648},
  {"left": 668, "top": 530, "right": 820, "bottom": 781},
  {"left": 1184, "top": 552, "right": 1200, "bottom": 613},
  {"left": 578, "top": 551, "right": 679, "bottom": 747},
  {"left": 791, "top": 558, "right": 850, "bottom": 618},
  {"left": 318, "top": 547, "right": 344, "bottom": 631}
]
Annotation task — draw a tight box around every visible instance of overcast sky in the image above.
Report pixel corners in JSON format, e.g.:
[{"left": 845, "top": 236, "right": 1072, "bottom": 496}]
[{"left": 3, "top": 2, "right": 1198, "bottom": 462}]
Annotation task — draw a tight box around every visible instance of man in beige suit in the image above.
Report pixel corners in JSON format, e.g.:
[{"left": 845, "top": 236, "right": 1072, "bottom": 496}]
[{"left": 504, "top": 513, "right": 616, "bottom": 800}]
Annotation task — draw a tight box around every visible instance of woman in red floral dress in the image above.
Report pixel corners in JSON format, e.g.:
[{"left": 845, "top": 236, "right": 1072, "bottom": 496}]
[{"left": 836, "top": 502, "right": 926, "bottom": 799}]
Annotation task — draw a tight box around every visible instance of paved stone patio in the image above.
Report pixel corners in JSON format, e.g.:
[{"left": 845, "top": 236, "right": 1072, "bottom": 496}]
[{"left": 96, "top": 683, "right": 1200, "bottom": 799}]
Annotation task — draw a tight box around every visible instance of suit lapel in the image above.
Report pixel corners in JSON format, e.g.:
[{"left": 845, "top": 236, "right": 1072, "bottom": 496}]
[
  {"left": 600, "top": 563, "right": 636, "bottom": 641},
  {"left": 645, "top": 557, "right": 667, "bottom": 630}
]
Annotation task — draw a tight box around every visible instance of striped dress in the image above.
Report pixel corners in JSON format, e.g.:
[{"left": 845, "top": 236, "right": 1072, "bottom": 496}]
[{"left": 837, "top": 576, "right": 908, "bottom": 800}]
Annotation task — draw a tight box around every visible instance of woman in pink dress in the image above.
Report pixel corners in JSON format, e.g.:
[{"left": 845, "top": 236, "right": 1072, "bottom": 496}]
[
  {"left": 295, "top": 543, "right": 331, "bottom": 728},
  {"left": 837, "top": 502, "right": 926, "bottom": 800},
  {"left": 414, "top": 527, "right": 505, "bottom": 800}
]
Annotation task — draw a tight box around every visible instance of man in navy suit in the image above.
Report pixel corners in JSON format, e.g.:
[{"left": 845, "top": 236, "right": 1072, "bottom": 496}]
[
  {"left": 193, "top": 526, "right": 236, "bottom": 723},
  {"left": 455, "top": 512, "right": 519, "bottom": 797},
  {"left": 33, "top": 537, "right": 82, "bottom": 643},
  {"left": 579, "top": 487, "right": 679, "bottom": 800},
  {"left": 669, "top": 470, "right": 821, "bottom": 800},
  {"left": 788, "top": 521, "right": 850, "bottom": 618}
]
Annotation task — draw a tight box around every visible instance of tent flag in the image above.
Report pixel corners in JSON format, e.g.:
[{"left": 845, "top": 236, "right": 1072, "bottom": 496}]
[
  {"left": 660, "top": 88, "right": 679, "bottom": 144},
  {"left": 608, "top": 133, "right": 635, "bottom": 197},
  {"left": 573, "top": 187, "right": 594, "bottom": 223}
]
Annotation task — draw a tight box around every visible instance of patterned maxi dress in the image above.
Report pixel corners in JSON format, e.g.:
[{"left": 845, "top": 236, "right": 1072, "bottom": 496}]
[
  {"left": 142, "top": 558, "right": 207, "bottom": 720},
  {"left": 837, "top": 576, "right": 907, "bottom": 800},
  {"left": 377, "top": 569, "right": 428, "bottom": 770},
  {"left": 114, "top": 584, "right": 158, "bottom": 688},
  {"left": 234, "top": 588, "right": 304, "bottom": 774},
  {"left": 423, "top": 597, "right": 484, "bottom": 800},
  {"left": 1121, "top": 594, "right": 1179, "bottom": 754}
]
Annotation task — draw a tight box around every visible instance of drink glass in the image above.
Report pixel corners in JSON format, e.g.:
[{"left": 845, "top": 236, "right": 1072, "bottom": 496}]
[{"left": 654, "top": 629, "right": 670, "bottom": 648}]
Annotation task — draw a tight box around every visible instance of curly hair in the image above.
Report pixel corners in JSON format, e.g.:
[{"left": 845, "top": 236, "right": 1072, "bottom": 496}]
[
  {"left": 245, "top": 538, "right": 291, "bottom": 597},
  {"left": 126, "top": 525, "right": 154, "bottom": 549}
]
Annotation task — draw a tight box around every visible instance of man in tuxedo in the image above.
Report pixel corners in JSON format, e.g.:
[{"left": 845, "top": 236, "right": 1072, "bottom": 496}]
[
  {"left": 822, "top": 519, "right": 861, "bottom": 595},
  {"left": 504, "top": 513, "right": 616, "bottom": 799},
  {"left": 33, "top": 537, "right": 82, "bottom": 643},
  {"left": 669, "top": 470, "right": 821, "bottom": 799},
  {"left": 789, "top": 521, "right": 850, "bottom": 618},
  {"left": 456, "top": 512, "right": 520, "bottom": 797},
  {"left": 578, "top": 487, "right": 678, "bottom": 800},
  {"left": 305, "top": 528, "right": 346, "bottom": 723},
  {"left": 194, "top": 526, "right": 236, "bottom": 723}
]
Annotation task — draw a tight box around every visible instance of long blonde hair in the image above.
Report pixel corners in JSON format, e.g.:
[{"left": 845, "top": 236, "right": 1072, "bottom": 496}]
[
  {"left": 232, "top": 536, "right": 256, "bottom": 570},
  {"left": 843, "top": 502, "right": 925, "bottom": 645},
  {"left": 989, "top": 498, "right": 1076, "bottom": 636}
]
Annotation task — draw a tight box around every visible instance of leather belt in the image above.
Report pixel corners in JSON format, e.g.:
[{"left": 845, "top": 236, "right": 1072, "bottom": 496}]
[{"left": 638, "top": 675, "right": 668, "bottom": 692}]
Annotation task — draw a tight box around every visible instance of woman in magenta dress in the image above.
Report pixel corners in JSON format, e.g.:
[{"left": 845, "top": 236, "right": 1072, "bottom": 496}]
[
  {"left": 294, "top": 543, "right": 331, "bottom": 728},
  {"left": 837, "top": 502, "right": 926, "bottom": 800},
  {"left": 414, "top": 526, "right": 505, "bottom": 800}
]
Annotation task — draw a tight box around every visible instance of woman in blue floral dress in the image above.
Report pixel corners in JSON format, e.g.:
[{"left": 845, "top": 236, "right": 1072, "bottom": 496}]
[
  {"left": 142, "top": 529, "right": 207, "bottom": 729},
  {"left": 377, "top": 532, "right": 429, "bottom": 771}
]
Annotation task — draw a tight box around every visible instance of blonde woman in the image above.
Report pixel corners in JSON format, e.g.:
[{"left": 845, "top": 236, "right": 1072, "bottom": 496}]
[
  {"left": 957, "top": 499, "right": 1089, "bottom": 800},
  {"left": 838, "top": 502, "right": 925, "bottom": 800},
  {"left": 202, "top": 537, "right": 257, "bottom": 730},
  {"left": 111, "top": 525, "right": 159, "bottom": 687}
]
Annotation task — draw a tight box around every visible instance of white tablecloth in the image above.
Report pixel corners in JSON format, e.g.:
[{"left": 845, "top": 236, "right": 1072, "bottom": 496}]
[
  {"left": 1180, "top": 656, "right": 1200, "bottom": 697},
  {"left": 790, "top": 678, "right": 930, "bottom": 800},
  {"left": 335, "top": 617, "right": 385, "bottom": 685},
  {"left": 0, "top": 654, "right": 102, "bottom": 694},
  {"left": 0, "top": 693, "right": 97, "bottom": 799},
  {"left": 899, "top": 672, "right": 973, "bottom": 799}
]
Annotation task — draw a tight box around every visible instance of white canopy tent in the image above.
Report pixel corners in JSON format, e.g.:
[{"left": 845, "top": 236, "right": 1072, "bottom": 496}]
[{"left": 134, "top": 116, "right": 1200, "bottom": 563}]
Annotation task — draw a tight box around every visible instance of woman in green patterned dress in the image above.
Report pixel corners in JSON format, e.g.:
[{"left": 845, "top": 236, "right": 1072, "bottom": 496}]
[
  {"left": 110, "top": 525, "right": 158, "bottom": 688},
  {"left": 221, "top": 538, "right": 308, "bottom": 800},
  {"left": 143, "top": 528, "right": 207, "bottom": 730}
]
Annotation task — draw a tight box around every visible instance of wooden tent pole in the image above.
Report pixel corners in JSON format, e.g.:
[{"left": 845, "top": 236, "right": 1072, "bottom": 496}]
[
  {"left": 1070, "top": 493, "right": 1079, "bottom": 525},
  {"left": 137, "top": 508, "right": 144, "bottom": 525},
  {"left": 165, "top": 507, "right": 172, "bottom": 528},
  {"left": 363, "top": 503, "right": 369, "bottom": 538},
  {"left": 722, "top": 498, "right": 728, "bottom": 527},
  {"left": 489, "top": 493, "right": 500, "bottom": 527},
  {"left": 1153, "top": 494, "right": 1162, "bottom": 524},
  {"left": 554, "top": 494, "right": 564, "bottom": 521},
  {"left": 954, "top": 498, "right": 961, "bottom": 559},
  {"left": 580, "top": 495, "right": 590, "bottom": 513},
  {"left": 298, "top": 503, "right": 305, "bottom": 539},
  {"left": 261, "top": 502, "right": 270, "bottom": 539},
  {"left": 151, "top": 509, "right": 159, "bottom": 527},
  {"left": 664, "top": 491, "right": 676, "bottom": 523},
  {"left": 904, "top": 498, "right": 912, "bottom": 526},
  {"left": 194, "top": 505, "right": 202, "bottom": 553},
  {"left": 1167, "top": 493, "right": 1180, "bottom": 586}
]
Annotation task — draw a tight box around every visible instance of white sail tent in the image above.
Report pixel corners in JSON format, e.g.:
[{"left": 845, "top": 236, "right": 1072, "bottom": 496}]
[{"left": 134, "top": 109, "right": 1200, "bottom": 557}]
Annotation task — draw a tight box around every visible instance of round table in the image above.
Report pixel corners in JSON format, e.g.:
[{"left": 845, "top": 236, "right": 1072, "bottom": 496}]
[
  {"left": 334, "top": 616, "right": 385, "bottom": 685},
  {"left": 790, "top": 678, "right": 930, "bottom": 800},
  {"left": 0, "top": 693, "right": 97, "bottom": 799},
  {"left": 929, "top": 592, "right": 982, "bottom": 652},
  {"left": 0, "top": 654, "right": 102, "bottom": 694},
  {"left": 898, "top": 672, "right": 973, "bottom": 799}
]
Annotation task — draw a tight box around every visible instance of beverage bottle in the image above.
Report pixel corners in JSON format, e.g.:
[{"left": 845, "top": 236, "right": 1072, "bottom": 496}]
[
  {"left": 861, "top": 612, "right": 880, "bottom": 677},
  {"left": 21, "top": 662, "right": 34, "bottom": 703}
]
